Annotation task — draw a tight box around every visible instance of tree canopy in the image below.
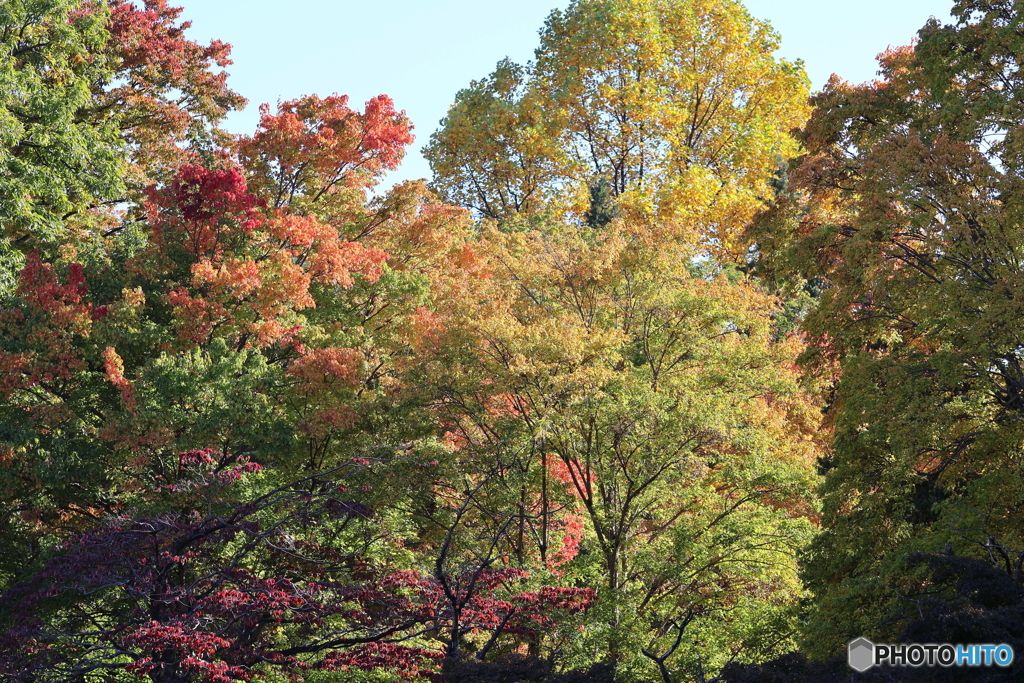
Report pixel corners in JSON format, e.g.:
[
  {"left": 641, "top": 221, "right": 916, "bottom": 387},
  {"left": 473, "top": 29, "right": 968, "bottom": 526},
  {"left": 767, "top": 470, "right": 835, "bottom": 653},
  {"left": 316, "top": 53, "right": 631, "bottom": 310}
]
[
  {"left": 425, "top": 0, "right": 809, "bottom": 255},
  {"left": 12, "top": 0, "right": 1024, "bottom": 681},
  {"left": 750, "top": 0, "right": 1024, "bottom": 661}
]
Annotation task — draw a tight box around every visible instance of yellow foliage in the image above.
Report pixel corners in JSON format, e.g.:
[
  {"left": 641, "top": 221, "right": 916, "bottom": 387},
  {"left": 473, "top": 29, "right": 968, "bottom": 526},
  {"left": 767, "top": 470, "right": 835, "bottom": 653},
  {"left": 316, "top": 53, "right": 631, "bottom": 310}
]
[{"left": 425, "top": 0, "right": 810, "bottom": 257}]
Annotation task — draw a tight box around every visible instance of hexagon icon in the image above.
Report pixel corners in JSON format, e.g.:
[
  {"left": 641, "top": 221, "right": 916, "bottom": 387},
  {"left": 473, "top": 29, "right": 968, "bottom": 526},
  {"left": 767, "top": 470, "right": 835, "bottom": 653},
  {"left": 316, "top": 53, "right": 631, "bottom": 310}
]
[{"left": 848, "top": 638, "right": 875, "bottom": 672}]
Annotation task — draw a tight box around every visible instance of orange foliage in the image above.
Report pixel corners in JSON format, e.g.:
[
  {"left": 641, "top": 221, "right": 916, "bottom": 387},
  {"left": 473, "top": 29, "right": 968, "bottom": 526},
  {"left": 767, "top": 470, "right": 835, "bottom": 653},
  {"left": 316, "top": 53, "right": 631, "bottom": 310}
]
[
  {"left": 237, "top": 94, "right": 413, "bottom": 213},
  {"left": 0, "top": 254, "right": 94, "bottom": 397},
  {"left": 287, "top": 347, "right": 363, "bottom": 393},
  {"left": 142, "top": 164, "right": 388, "bottom": 348},
  {"left": 102, "top": 347, "right": 138, "bottom": 414}
]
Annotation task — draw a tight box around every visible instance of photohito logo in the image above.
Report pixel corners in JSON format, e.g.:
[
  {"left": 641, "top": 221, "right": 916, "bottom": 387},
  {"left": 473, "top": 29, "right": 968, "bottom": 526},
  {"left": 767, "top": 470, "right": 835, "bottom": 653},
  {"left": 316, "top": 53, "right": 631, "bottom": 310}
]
[{"left": 848, "top": 638, "right": 1014, "bottom": 672}]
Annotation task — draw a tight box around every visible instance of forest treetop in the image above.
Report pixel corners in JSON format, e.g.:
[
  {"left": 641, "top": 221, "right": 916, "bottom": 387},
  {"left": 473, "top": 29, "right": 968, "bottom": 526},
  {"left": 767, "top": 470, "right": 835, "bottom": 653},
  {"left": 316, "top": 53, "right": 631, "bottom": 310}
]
[{"left": 425, "top": 0, "right": 810, "bottom": 257}]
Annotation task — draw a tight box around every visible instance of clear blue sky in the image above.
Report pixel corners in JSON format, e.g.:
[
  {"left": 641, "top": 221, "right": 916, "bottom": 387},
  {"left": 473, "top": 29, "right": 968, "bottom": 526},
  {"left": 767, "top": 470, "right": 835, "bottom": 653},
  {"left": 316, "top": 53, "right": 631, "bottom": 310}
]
[{"left": 179, "top": 0, "right": 955, "bottom": 188}]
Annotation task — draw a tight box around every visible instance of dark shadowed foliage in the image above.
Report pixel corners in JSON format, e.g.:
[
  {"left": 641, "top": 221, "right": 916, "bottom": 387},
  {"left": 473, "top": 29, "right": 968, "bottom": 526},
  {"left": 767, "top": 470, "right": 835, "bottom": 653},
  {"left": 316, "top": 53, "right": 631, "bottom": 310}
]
[{"left": 722, "top": 552, "right": 1024, "bottom": 683}]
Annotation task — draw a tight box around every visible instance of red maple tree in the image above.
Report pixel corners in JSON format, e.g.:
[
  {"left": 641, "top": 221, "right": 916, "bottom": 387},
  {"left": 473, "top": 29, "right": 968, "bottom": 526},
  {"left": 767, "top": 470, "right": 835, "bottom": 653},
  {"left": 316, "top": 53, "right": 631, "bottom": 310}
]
[{"left": 0, "top": 450, "right": 592, "bottom": 682}]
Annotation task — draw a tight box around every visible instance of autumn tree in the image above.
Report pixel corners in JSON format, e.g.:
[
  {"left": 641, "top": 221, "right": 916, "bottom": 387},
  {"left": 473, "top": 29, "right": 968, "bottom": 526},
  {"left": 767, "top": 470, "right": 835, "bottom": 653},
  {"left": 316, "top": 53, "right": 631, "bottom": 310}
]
[
  {"left": 0, "top": 10, "right": 601, "bottom": 671},
  {"left": 1, "top": 1, "right": 830, "bottom": 681},
  {"left": 421, "top": 3, "right": 819, "bottom": 678},
  {"left": 1, "top": 0, "right": 244, "bottom": 266},
  {"left": 425, "top": 0, "right": 809, "bottom": 253},
  {"left": 749, "top": 0, "right": 1024, "bottom": 658},
  {"left": 408, "top": 220, "right": 822, "bottom": 681},
  {"left": 102, "top": 0, "right": 245, "bottom": 185},
  {"left": 422, "top": 4, "right": 821, "bottom": 680},
  {"left": 0, "top": 66, "right": 597, "bottom": 683},
  {"left": 0, "top": 74, "right": 480, "bottom": 599},
  {"left": 0, "top": 449, "right": 594, "bottom": 681}
]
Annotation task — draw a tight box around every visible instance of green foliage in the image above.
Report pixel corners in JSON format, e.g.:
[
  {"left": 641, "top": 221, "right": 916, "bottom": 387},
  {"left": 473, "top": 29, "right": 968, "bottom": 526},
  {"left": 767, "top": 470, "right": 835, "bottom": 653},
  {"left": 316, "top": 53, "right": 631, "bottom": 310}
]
[
  {"left": 750, "top": 0, "right": 1024, "bottom": 658},
  {"left": 0, "top": 0, "right": 124, "bottom": 243},
  {"left": 584, "top": 178, "right": 616, "bottom": 230},
  {"left": 132, "top": 340, "right": 292, "bottom": 461},
  {"left": 408, "top": 223, "right": 822, "bottom": 679}
]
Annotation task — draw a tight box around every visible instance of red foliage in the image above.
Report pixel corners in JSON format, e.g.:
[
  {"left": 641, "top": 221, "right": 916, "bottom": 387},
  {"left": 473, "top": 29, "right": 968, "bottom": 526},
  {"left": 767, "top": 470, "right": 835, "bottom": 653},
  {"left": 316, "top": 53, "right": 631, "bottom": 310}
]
[
  {"left": 102, "top": 346, "right": 138, "bottom": 413},
  {"left": 110, "top": 0, "right": 233, "bottom": 76},
  {"left": 238, "top": 94, "right": 414, "bottom": 210},
  {"left": 321, "top": 642, "right": 442, "bottom": 679},
  {"left": 141, "top": 164, "right": 387, "bottom": 347},
  {"left": 0, "top": 454, "right": 593, "bottom": 682},
  {"left": 146, "top": 165, "right": 264, "bottom": 257},
  {"left": 105, "top": 0, "right": 245, "bottom": 167},
  {"left": 287, "top": 347, "right": 363, "bottom": 392},
  {"left": 0, "top": 253, "right": 95, "bottom": 398}
]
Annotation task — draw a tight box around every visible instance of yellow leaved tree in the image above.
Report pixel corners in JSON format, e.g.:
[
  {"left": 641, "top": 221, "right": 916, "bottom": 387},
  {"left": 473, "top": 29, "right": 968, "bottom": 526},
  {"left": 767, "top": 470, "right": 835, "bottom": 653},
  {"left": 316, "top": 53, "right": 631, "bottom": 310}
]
[
  {"left": 425, "top": 0, "right": 809, "bottom": 255},
  {"left": 405, "top": 220, "right": 824, "bottom": 679}
]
